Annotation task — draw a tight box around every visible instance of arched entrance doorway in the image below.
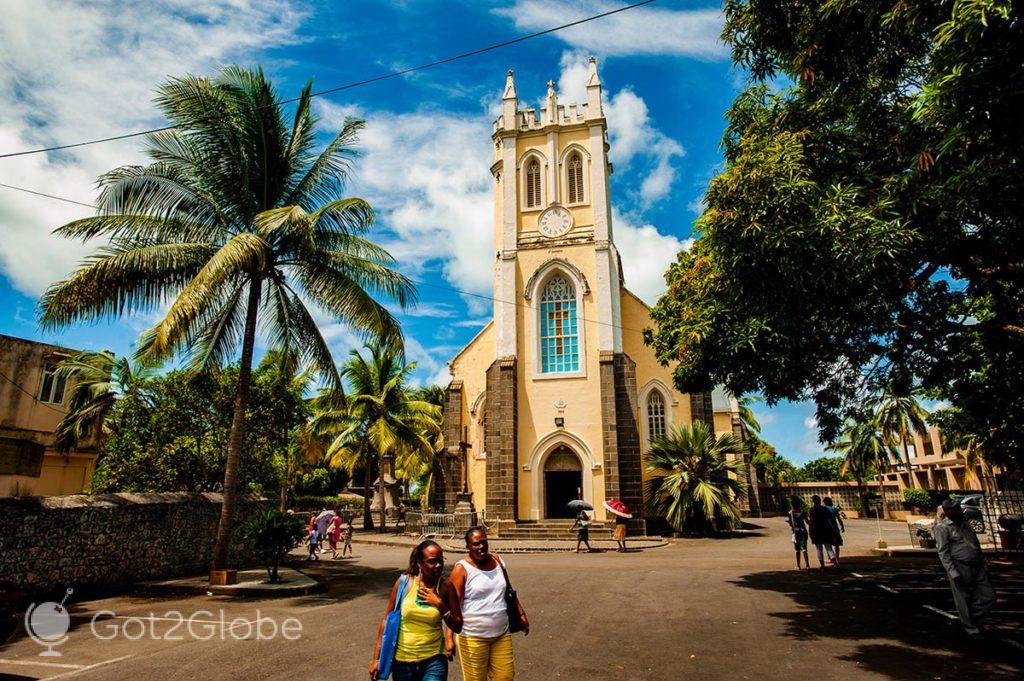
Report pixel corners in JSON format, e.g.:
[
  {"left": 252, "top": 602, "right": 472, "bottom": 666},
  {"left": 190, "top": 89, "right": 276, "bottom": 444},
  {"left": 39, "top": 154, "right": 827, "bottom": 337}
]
[{"left": 543, "top": 446, "right": 582, "bottom": 519}]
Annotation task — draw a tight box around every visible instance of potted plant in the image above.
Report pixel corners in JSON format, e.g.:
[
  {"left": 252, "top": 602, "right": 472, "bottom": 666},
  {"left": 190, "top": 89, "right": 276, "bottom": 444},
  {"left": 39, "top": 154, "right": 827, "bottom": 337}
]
[{"left": 244, "top": 509, "right": 306, "bottom": 583}]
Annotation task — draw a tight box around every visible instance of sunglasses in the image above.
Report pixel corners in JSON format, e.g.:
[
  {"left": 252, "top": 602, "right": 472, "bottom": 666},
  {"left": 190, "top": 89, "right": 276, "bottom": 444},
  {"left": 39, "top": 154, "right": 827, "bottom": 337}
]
[{"left": 423, "top": 557, "right": 444, "bottom": 566}]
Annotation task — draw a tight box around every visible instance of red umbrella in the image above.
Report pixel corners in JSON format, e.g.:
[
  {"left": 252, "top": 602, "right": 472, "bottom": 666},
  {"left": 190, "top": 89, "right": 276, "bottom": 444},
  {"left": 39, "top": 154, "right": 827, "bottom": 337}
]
[{"left": 603, "top": 499, "right": 632, "bottom": 518}]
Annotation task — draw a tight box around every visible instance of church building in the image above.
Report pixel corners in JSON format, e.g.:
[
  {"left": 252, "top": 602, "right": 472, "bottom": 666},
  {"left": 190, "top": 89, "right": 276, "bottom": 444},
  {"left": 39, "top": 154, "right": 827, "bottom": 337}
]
[{"left": 438, "top": 61, "right": 750, "bottom": 531}]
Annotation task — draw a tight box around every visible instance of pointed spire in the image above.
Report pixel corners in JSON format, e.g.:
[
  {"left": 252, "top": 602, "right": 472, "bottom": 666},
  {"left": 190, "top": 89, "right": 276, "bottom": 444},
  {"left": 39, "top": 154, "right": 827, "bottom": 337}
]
[
  {"left": 586, "top": 56, "right": 601, "bottom": 87},
  {"left": 585, "top": 56, "right": 603, "bottom": 120},
  {"left": 545, "top": 79, "right": 558, "bottom": 123},
  {"left": 503, "top": 69, "right": 517, "bottom": 100}
]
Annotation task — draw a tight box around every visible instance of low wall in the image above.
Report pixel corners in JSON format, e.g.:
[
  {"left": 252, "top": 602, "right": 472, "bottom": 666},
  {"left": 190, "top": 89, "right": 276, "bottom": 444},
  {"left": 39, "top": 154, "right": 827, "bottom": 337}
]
[
  {"left": 759, "top": 482, "right": 902, "bottom": 514},
  {"left": 0, "top": 493, "right": 272, "bottom": 596}
]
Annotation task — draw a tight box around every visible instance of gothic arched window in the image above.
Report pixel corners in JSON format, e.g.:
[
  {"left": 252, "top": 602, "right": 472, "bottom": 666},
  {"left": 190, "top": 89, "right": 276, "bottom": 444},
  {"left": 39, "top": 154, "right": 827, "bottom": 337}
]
[
  {"left": 646, "top": 391, "right": 666, "bottom": 444},
  {"left": 525, "top": 158, "right": 542, "bottom": 208},
  {"left": 567, "top": 152, "right": 584, "bottom": 204},
  {"left": 539, "top": 275, "right": 579, "bottom": 373}
]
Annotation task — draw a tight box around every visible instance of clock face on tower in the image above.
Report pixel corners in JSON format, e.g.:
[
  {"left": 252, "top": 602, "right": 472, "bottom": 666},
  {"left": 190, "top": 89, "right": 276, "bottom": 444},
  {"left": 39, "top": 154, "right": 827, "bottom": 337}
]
[{"left": 537, "top": 206, "right": 573, "bottom": 238}]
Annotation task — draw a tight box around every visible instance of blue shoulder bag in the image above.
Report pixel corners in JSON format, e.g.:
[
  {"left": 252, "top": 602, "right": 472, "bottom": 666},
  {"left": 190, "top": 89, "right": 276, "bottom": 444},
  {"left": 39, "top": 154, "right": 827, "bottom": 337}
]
[{"left": 376, "top": 573, "right": 410, "bottom": 680}]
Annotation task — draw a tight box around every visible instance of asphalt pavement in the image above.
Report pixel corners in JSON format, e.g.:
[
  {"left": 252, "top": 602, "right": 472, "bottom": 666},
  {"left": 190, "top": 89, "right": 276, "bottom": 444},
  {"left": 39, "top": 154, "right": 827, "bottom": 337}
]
[{"left": 1, "top": 518, "right": 1021, "bottom": 680}]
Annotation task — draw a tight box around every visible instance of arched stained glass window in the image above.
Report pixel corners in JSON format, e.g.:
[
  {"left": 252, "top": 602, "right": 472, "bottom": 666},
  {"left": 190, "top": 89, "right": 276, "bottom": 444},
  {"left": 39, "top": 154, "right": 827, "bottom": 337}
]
[
  {"left": 539, "top": 275, "right": 579, "bottom": 373},
  {"left": 525, "top": 159, "right": 542, "bottom": 208},
  {"left": 567, "top": 152, "right": 584, "bottom": 204},
  {"left": 647, "top": 391, "right": 666, "bottom": 444}
]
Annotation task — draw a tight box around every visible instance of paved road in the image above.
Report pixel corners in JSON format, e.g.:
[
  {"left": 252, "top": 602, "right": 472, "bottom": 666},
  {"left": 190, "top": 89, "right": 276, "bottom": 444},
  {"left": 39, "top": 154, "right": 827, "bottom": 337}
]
[{"left": 2, "top": 519, "right": 1021, "bottom": 680}]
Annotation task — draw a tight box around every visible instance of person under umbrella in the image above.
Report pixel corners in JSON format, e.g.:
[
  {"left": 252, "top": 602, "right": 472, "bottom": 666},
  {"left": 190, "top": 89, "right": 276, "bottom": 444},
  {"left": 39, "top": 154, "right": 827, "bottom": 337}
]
[
  {"left": 567, "top": 500, "right": 594, "bottom": 554},
  {"left": 604, "top": 499, "right": 632, "bottom": 553}
]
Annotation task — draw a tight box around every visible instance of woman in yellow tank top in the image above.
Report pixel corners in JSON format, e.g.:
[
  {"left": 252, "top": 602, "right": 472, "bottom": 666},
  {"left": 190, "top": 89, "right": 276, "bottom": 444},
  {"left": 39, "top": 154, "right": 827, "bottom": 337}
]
[{"left": 371, "top": 540, "right": 463, "bottom": 681}]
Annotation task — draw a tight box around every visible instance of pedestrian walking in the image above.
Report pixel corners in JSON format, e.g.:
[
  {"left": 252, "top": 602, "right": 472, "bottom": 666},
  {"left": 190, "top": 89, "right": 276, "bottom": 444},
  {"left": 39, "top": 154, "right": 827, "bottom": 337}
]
[
  {"left": 808, "top": 495, "right": 838, "bottom": 569},
  {"left": 572, "top": 511, "right": 593, "bottom": 553},
  {"left": 327, "top": 513, "right": 343, "bottom": 559},
  {"left": 306, "top": 524, "right": 320, "bottom": 562},
  {"left": 823, "top": 497, "right": 845, "bottom": 565},
  {"left": 613, "top": 514, "right": 628, "bottom": 552},
  {"left": 935, "top": 499, "right": 996, "bottom": 639},
  {"left": 450, "top": 527, "right": 529, "bottom": 681},
  {"left": 315, "top": 506, "right": 334, "bottom": 553},
  {"left": 786, "top": 499, "right": 810, "bottom": 570},
  {"left": 370, "top": 540, "right": 462, "bottom": 681},
  {"left": 342, "top": 516, "right": 355, "bottom": 558}
]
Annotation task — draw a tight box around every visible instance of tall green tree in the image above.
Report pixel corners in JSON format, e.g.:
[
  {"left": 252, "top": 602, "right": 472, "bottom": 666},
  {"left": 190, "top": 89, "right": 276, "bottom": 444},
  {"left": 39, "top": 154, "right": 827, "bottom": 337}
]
[
  {"left": 644, "top": 421, "right": 748, "bottom": 534},
  {"left": 53, "top": 350, "right": 150, "bottom": 452},
  {"left": 870, "top": 380, "right": 929, "bottom": 489},
  {"left": 39, "top": 66, "right": 414, "bottom": 572},
  {"left": 645, "top": 0, "right": 1024, "bottom": 471},
  {"left": 314, "top": 344, "right": 440, "bottom": 531},
  {"left": 828, "top": 418, "right": 898, "bottom": 519}
]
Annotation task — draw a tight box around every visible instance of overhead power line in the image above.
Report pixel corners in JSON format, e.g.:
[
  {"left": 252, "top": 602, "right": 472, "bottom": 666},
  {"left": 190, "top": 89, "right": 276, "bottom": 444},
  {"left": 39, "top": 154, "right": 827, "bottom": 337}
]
[
  {"left": 0, "top": 0, "right": 656, "bottom": 160},
  {"left": 0, "top": 176, "right": 656, "bottom": 338}
]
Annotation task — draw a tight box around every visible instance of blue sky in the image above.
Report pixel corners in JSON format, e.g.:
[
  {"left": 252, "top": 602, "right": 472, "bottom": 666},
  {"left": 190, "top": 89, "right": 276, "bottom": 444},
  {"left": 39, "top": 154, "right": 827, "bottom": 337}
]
[{"left": 0, "top": 0, "right": 830, "bottom": 465}]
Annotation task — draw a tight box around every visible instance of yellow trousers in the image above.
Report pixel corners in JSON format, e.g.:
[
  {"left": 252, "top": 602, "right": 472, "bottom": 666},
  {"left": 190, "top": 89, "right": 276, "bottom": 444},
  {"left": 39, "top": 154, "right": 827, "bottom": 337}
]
[{"left": 457, "top": 632, "right": 515, "bottom": 681}]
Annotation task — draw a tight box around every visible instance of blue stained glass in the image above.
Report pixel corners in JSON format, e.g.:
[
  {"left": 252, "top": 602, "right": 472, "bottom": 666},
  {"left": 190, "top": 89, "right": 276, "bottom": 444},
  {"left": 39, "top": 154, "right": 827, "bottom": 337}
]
[{"left": 539, "top": 276, "right": 579, "bottom": 373}]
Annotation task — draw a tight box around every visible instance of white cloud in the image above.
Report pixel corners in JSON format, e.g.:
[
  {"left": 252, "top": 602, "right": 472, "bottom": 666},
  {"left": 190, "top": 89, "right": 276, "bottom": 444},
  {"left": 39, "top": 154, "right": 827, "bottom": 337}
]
[
  {"left": 557, "top": 52, "right": 684, "bottom": 208},
  {"left": 613, "top": 208, "right": 687, "bottom": 305},
  {"left": 318, "top": 102, "right": 494, "bottom": 302},
  {"left": 0, "top": 1, "right": 307, "bottom": 296},
  {"left": 803, "top": 416, "right": 819, "bottom": 430},
  {"left": 496, "top": 1, "right": 727, "bottom": 60}
]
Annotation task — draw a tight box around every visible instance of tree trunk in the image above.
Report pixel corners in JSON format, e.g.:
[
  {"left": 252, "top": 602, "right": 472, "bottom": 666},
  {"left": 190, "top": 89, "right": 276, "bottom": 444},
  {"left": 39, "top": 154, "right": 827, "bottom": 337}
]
[
  {"left": 211, "top": 278, "right": 262, "bottom": 572},
  {"left": 378, "top": 454, "right": 386, "bottom": 534},
  {"left": 856, "top": 477, "right": 869, "bottom": 517},
  {"left": 875, "top": 455, "right": 891, "bottom": 520},
  {"left": 362, "top": 454, "right": 374, "bottom": 531},
  {"left": 900, "top": 429, "right": 917, "bottom": 489}
]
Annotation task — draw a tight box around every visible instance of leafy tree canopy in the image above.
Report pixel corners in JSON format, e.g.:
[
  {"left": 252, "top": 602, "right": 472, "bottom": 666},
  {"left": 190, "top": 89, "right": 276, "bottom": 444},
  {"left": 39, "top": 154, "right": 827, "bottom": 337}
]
[
  {"left": 798, "top": 456, "right": 850, "bottom": 483},
  {"left": 647, "top": 0, "right": 1024, "bottom": 471},
  {"left": 90, "top": 360, "right": 308, "bottom": 494}
]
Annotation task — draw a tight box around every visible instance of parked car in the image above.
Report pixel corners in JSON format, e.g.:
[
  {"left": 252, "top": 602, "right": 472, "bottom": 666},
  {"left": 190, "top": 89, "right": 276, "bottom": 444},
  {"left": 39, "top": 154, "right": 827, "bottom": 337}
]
[{"left": 912, "top": 496, "right": 986, "bottom": 543}]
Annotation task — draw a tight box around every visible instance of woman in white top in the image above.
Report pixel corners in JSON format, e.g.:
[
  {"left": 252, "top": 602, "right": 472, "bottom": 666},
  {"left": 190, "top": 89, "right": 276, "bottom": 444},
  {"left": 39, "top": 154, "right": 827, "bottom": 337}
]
[{"left": 449, "top": 527, "right": 529, "bottom": 681}]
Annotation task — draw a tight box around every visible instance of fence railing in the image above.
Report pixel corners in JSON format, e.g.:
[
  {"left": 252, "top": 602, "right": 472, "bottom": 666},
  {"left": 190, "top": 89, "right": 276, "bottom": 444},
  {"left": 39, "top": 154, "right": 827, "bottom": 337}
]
[{"left": 405, "top": 509, "right": 500, "bottom": 540}]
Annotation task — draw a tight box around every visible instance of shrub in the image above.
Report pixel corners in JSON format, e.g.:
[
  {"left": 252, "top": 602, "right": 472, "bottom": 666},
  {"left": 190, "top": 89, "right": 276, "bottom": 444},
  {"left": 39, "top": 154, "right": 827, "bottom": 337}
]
[
  {"left": 244, "top": 510, "right": 305, "bottom": 583},
  {"left": 290, "top": 494, "right": 364, "bottom": 512},
  {"left": 903, "top": 488, "right": 930, "bottom": 511}
]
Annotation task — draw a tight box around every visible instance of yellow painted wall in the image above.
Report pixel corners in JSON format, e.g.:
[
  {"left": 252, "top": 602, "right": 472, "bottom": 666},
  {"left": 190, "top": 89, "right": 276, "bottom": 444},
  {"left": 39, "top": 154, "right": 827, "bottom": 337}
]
[
  {"left": 450, "top": 322, "right": 494, "bottom": 511},
  {"left": 514, "top": 128, "right": 596, "bottom": 236},
  {"left": 515, "top": 243, "right": 607, "bottom": 519}
]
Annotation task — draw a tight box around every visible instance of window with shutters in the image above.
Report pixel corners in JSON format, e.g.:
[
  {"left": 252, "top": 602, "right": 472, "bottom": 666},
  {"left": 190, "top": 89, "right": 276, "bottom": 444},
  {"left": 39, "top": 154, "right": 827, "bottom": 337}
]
[
  {"left": 567, "top": 152, "right": 584, "bottom": 204},
  {"left": 646, "top": 391, "right": 666, "bottom": 445},
  {"left": 539, "top": 276, "right": 579, "bottom": 373},
  {"left": 525, "top": 159, "right": 542, "bottom": 209}
]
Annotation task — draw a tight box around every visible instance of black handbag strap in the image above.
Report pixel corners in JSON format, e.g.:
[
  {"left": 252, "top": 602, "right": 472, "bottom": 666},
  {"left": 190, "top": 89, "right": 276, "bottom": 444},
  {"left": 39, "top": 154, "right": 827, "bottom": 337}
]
[{"left": 496, "top": 555, "right": 514, "bottom": 592}]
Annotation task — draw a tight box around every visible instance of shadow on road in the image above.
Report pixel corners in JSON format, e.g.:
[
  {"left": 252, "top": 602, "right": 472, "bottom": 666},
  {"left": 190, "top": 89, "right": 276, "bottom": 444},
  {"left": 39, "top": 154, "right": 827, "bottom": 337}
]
[{"left": 731, "top": 557, "right": 1023, "bottom": 680}]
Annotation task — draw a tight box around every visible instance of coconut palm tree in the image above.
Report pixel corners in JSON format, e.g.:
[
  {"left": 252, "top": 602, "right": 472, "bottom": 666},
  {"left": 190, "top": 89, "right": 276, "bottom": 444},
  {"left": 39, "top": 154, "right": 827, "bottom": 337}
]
[
  {"left": 829, "top": 418, "right": 899, "bottom": 519},
  {"left": 39, "top": 66, "right": 414, "bottom": 573},
  {"left": 53, "top": 350, "right": 151, "bottom": 452},
  {"left": 870, "top": 380, "right": 930, "bottom": 489},
  {"left": 736, "top": 394, "right": 763, "bottom": 436},
  {"left": 644, "top": 421, "right": 748, "bottom": 534},
  {"left": 315, "top": 344, "right": 440, "bottom": 531}
]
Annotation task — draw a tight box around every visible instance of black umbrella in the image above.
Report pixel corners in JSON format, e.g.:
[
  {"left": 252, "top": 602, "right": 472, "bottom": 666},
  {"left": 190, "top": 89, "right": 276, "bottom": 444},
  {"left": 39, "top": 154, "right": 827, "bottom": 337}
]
[{"left": 567, "top": 500, "right": 593, "bottom": 511}]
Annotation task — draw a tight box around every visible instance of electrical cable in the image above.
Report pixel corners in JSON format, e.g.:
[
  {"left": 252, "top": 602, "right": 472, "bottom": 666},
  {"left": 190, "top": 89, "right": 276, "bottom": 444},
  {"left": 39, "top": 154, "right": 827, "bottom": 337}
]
[{"left": 0, "top": 0, "right": 656, "bottom": 159}]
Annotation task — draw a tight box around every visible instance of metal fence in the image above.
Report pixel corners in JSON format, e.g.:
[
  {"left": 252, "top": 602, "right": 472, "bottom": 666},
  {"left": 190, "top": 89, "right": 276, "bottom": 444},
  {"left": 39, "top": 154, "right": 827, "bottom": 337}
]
[
  {"left": 404, "top": 509, "right": 500, "bottom": 540},
  {"left": 759, "top": 483, "right": 902, "bottom": 515},
  {"left": 979, "top": 478, "right": 1024, "bottom": 552}
]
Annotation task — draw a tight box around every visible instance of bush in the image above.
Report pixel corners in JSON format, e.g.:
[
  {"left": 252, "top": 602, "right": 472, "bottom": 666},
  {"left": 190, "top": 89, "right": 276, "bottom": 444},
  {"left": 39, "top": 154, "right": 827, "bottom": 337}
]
[
  {"left": 903, "top": 488, "right": 930, "bottom": 511},
  {"left": 290, "top": 494, "right": 364, "bottom": 512},
  {"left": 244, "top": 510, "right": 305, "bottom": 583}
]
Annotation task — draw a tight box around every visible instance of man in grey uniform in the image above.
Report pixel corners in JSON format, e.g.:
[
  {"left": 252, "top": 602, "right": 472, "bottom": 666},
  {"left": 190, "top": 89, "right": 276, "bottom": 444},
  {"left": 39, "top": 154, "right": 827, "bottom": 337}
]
[{"left": 934, "top": 499, "right": 996, "bottom": 638}]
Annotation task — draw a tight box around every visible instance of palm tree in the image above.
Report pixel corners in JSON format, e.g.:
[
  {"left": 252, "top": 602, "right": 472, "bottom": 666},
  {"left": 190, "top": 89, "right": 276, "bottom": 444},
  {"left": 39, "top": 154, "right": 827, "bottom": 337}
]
[
  {"left": 39, "top": 66, "right": 414, "bottom": 573},
  {"left": 829, "top": 418, "right": 898, "bottom": 519},
  {"left": 736, "top": 394, "right": 762, "bottom": 436},
  {"left": 644, "top": 421, "right": 748, "bottom": 534},
  {"left": 871, "top": 380, "right": 930, "bottom": 489},
  {"left": 407, "top": 385, "right": 447, "bottom": 509},
  {"left": 53, "top": 350, "right": 150, "bottom": 452},
  {"left": 315, "top": 344, "right": 440, "bottom": 531}
]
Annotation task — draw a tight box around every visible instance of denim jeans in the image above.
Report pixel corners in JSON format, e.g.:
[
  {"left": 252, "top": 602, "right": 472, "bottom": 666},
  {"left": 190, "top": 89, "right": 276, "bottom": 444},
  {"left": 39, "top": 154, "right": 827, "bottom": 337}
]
[{"left": 392, "top": 655, "right": 448, "bottom": 681}]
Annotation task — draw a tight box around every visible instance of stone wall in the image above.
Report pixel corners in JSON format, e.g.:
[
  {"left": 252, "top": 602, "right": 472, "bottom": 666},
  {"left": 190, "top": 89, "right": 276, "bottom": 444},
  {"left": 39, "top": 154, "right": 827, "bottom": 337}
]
[
  {"left": 439, "top": 381, "right": 464, "bottom": 510},
  {"left": 484, "top": 357, "right": 518, "bottom": 520},
  {"left": 0, "top": 493, "right": 271, "bottom": 596}
]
